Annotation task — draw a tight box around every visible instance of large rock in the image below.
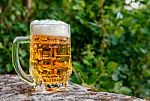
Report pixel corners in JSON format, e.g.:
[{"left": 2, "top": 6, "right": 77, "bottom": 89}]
[{"left": 0, "top": 75, "right": 147, "bottom": 101}]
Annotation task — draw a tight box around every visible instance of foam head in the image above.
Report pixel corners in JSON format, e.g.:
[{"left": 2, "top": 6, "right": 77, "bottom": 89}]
[{"left": 30, "top": 20, "right": 70, "bottom": 37}]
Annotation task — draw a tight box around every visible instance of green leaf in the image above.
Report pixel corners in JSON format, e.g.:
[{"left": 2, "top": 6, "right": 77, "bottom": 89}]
[
  {"left": 139, "top": 48, "right": 147, "bottom": 54},
  {"left": 113, "top": 81, "right": 123, "bottom": 93},
  {"left": 83, "top": 59, "right": 88, "bottom": 65},
  {"left": 114, "top": 27, "right": 124, "bottom": 38},
  {"left": 0, "top": 42, "right": 4, "bottom": 49},
  {"left": 90, "top": 11, "right": 95, "bottom": 18},
  {"left": 19, "top": 50, "right": 27, "bottom": 58},
  {"left": 112, "top": 73, "right": 119, "bottom": 81},
  {"left": 140, "top": 27, "right": 150, "bottom": 35},
  {"left": 120, "top": 86, "right": 132, "bottom": 95},
  {"left": 6, "top": 64, "right": 14, "bottom": 72},
  {"left": 10, "top": 15, "right": 15, "bottom": 21},
  {"left": 107, "top": 61, "right": 118, "bottom": 73},
  {"left": 72, "top": 5, "right": 82, "bottom": 10}
]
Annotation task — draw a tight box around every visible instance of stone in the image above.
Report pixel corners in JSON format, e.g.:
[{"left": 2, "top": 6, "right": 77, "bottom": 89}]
[{"left": 0, "top": 75, "right": 147, "bottom": 101}]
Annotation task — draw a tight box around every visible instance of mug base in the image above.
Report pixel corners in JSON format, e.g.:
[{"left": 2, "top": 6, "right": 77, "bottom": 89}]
[{"left": 32, "top": 82, "right": 68, "bottom": 94}]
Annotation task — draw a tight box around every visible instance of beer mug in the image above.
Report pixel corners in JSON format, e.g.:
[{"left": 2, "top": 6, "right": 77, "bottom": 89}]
[{"left": 12, "top": 20, "right": 72, "bottom": 91}]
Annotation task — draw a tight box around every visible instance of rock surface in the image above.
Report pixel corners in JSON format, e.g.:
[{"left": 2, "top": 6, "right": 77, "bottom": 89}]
[{"left": 0, "top": 75, "right": 147, "bottom": 101}]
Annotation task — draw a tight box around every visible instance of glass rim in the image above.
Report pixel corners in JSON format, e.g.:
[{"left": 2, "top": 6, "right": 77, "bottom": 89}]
[{"left": 30, "top": 23, "right": 70, "bottom": 26}]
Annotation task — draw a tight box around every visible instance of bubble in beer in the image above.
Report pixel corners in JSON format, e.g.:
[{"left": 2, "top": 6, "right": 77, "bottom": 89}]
[{"left": 30, "top": 19, "right": 70, "bottom": 37}]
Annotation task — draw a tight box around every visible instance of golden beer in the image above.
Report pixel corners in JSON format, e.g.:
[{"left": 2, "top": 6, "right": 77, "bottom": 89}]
[
  {"left": 30, "top": 35, "right": 71, "bottom": 87},
  {"left": 12, "top": 20, "right": 71, "bottom": 91}
]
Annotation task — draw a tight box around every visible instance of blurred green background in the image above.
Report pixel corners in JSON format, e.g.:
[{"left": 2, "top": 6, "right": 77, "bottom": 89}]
[{"left": 0, "top": 0, "right": 150, "bottom": 99}]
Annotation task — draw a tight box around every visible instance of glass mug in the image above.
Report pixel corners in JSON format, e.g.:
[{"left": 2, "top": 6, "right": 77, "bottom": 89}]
[{"left": 12, "top": 20, "right": 72, "bottom": 92}]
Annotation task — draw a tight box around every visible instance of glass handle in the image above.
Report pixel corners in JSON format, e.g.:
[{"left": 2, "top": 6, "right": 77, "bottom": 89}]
[{"left": 12, "top": 36, "right": 34, "bottom": 85}]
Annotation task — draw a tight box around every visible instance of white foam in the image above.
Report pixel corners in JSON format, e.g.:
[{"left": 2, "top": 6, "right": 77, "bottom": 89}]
[{"left": 30, "top": 19, "right": 70, "bottom": 37}]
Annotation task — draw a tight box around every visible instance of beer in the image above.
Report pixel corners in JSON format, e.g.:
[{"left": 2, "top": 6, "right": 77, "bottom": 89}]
[
  {"left": 12, "top": 19, "right": 71, "bottom": 91},
  {"left": 30, "top": 35, "right": 71, "bottom": 86},
  {"left": 29, "top": 20, "right": 72, "bottom": 89}
]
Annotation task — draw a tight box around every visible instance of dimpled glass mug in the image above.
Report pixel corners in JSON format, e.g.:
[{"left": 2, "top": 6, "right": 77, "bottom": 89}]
[{"left": 12, "top": 20, "right": 72, "bottom": 92}]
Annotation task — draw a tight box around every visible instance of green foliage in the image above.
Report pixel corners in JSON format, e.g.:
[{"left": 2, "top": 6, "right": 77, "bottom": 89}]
[{"left": 0, "top": 0, "right": 150, "bottom": 99}]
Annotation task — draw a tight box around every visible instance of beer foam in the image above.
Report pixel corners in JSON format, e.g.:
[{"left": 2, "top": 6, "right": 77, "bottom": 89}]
[{"left": 30, "top": 20, "right": 70, "bottom": 37}]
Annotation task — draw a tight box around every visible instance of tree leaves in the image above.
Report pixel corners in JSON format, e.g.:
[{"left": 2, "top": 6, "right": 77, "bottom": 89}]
[{"left": 1, "top": 0, "right": 150, "bottom": 98}]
